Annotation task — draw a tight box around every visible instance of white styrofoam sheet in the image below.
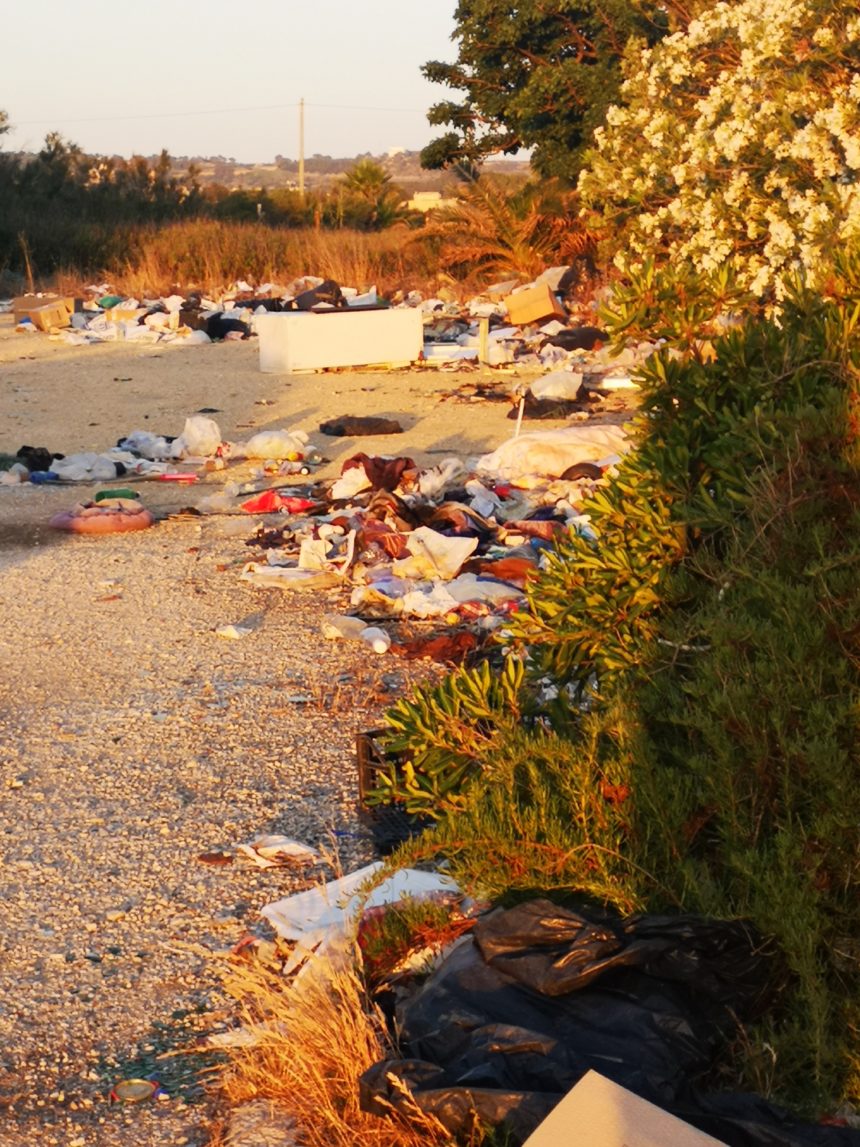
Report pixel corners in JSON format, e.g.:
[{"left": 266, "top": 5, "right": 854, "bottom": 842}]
[{"left": 257, "top": 308, "right": 423, "bottom": 372}]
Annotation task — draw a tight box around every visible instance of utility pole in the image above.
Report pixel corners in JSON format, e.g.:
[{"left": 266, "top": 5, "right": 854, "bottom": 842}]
[{"left": 298, "top": 97, "right": 305, "bottom": 198}]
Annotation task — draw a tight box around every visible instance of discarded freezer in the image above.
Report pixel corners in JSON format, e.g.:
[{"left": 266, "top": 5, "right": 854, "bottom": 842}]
[{"left": 256, "top": 308, "right": 423, "bottom": 372}]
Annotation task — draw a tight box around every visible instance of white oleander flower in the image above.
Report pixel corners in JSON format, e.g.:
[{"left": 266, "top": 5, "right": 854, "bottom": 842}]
[{"left": 579, "top": 0, "right": 860, "bottom": 297}]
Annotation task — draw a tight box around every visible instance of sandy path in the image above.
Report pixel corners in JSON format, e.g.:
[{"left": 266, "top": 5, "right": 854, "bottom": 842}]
[{"left": 0, "top": 316, "right": 539, "bottom": 1145}]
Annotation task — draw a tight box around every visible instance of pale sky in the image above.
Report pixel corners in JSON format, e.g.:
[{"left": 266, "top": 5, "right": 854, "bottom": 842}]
[{"left": 2, "top": 0, "right": 461, "bottom": 161}]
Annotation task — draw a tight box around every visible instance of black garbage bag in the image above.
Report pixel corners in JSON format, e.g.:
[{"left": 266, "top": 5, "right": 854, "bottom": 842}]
[
  {"left": 546, "top": 325, "right": 608, "bottom": 351},
  {"left": 16, "top": 445, "right": 64, "bottom": 471},
  {"left": 473, "top": 900, "right": 774, "bottom": 1011},
  {"left": 361, "top": 1058, "right": 557, "bottom": 1143},
  {"left": 360, "top": 899, "right": 857, "bottom": 1147},
  {"left": 205, "top": 313, "right": 251, "bottom": 340},
  {"left": 293, "top": 278, "right": 346, "bottom": 311}
]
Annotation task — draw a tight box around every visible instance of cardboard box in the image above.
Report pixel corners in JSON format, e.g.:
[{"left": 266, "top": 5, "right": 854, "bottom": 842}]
[
  {"left": 256, "top": 308, "right": 424, "bottom": 372},
  {"left": 504, "top": 282, "right": 566, "bottom": 326},
  {"left": 523, "top": 1072, "right": 726, "bottom": 1147},
  {"left": 27, "top": 301, "right": 73, "bottom": 331},
  {"left": 12, "top": 295, "right": 75, "bottom": 324}
]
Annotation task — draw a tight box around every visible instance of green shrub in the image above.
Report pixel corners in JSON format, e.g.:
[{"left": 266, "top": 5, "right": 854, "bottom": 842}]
[
  {"left": 383, "top": 261, "right": 860, "bottom": 1111},
  {"left": 368, "top": 656, "right": 527, "bottom": 817},
  {"left": 393, "top": 719, "right": 649, "bottom": 914}
]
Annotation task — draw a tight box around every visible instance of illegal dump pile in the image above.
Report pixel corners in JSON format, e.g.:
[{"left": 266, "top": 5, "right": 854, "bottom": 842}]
[
  {"left": 2, "top": 262, "right": 857, "bottom": 1145},
  {"left": 2, "top": 264, "right": 634, "bottom": 388},
  {"left": 205, "top": 265, "right": 860, "bottom": 1147}
]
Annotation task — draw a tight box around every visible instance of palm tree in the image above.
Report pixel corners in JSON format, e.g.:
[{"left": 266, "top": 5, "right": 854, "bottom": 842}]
[
  {"left": 340, "top": 159, "right": 413, "bottom": 230},
  {"left": 422, "top": 176, "right": 598, "bottom": 279}
]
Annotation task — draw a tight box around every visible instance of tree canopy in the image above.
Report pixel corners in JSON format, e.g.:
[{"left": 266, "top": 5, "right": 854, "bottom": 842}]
[{"left": 421, "top": 0, "right": 668, "bottom": 181}]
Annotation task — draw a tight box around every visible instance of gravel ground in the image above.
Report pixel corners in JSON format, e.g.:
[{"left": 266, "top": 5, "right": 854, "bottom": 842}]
[
  {"left": 0, "top": 315, "right": 634, "bottom": 1145},
  {"left": 0, "top": 507, "right": 438, "bottom": 1146},
  {"left": 0, "top": 322, "right": 494, "bottom": 1146}
]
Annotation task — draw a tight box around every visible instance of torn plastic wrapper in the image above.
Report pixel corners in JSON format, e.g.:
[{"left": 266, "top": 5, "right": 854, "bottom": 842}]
[
  {"left": 261, "top": 863, "right": 460, "bottom": 974},
  {"left": 240, "top": 491, "right": 319, "bottom": 515},
  {"left": 392, "top": 527, "right": 479, "bottom": 581},
  {"left": 239, "top": 563, "right": 342, "bottom": 592},
  {"left": 235, "top": 835, "right": 320, "bottom": 869}
]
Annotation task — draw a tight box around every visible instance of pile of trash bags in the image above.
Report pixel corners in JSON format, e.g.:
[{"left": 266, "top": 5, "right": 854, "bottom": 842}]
[{"left": 361, "top": 899, "right": 859, "bottom": 1147}]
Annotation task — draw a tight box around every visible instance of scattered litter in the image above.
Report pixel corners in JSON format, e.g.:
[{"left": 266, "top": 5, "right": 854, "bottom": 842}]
[
  {"left": 235, "top": 835, "right": 320, "bottom": 869},
  {"left": 476, "top": 424, "right": 629, "bottom": 483},
  {"left": 240, "top": 491, "right": 318, "bottom": 515},
  {"left": 531, "top": 370, "right": 585, "bottom": 401},
  {"left": 49, "top": 453, "right": 129, "bottom": 482},
  {"left": 171, "top": 415, "right": 222, "bottom": 458},
  {"left": 239, "top": 564, "right": 342, "bottom": 591},
  {"left": 215, "top": 624, "right": 253, "bottom": 640},
  {"left": 238, "top": 428, "right": 309, "bottom": 461},
  {"left": 261, "top": 863, "right": 460, "bottom": 973},
  {"left": 321, "top": 615, "right": 390, "bottom": 652},
  {"left": 109, "top": 1079, "right": 164, "bottom": 1104},
  {"left": 319, "top": 416, "right": 403, "bottom": 437},
  {"left": 504, "top": 282, "right": 566, "bottom": 326},
  {"left": 197, "top": 850, "right": 234, "bottom": 867},
  {"left": 392, "top": 527, "right": 478, "bottom": 581}
]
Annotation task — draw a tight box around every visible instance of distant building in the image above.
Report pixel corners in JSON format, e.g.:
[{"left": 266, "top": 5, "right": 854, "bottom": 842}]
[{"left": 407, "top": 190, "right": 457, "bottom": 213}]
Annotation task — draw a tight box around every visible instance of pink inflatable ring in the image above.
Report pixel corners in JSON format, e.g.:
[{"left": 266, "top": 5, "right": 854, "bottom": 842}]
[{"left": 50, "top": 498, "right": 155, "bottom": 534}]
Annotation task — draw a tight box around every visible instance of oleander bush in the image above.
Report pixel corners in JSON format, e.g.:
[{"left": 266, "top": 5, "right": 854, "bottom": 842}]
[{"left": 579, "top": 0, "right": 860, "bottom": 299}]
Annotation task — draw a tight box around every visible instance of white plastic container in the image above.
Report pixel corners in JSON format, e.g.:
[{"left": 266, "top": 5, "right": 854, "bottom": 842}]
[{"left": 256, "top": 308, "right": 423, "bottom": 373}]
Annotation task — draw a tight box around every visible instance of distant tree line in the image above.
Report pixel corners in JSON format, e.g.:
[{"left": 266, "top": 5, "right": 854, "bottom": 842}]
[{"left": 0, "top": 114, "right": 425, "bottom": 280}]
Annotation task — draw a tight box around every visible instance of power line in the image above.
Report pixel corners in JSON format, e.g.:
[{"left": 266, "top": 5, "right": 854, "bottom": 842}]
[{"left": 13, "top": 100, "right": 428, "bottom": 126}]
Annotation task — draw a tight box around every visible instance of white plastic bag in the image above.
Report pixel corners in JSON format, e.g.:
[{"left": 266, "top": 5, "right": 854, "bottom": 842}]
[
  {"left": 476, "top": 424, "right": 630, "bottom": 482},
  {"left": 50, "top": 453, "right": 121, "bottom": 482},
  {"left": 171, "top": 415, "right": 222, "bottom": 459},
  {"left": 531, "top": 370, "right": 584, "bottom": 401},
  {"left": 241, "top": 428, "right": 309, "bottom": 460}
]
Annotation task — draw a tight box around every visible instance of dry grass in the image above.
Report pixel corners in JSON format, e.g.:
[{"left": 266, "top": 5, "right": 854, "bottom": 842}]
[
  {"left": 214, "top": 952, "right": 454, "bottom": 1147},
  {"left": 52, "top": 220, "right": 443, "bottom": 300}
]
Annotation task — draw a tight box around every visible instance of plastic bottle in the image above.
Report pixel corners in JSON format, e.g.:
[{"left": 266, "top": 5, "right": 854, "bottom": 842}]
[
  {"left": 321, "top": 614, "right": 369, "bottom": 641},
  {"left": 359, "top": 627, "right": 391, "bottom": 654}
]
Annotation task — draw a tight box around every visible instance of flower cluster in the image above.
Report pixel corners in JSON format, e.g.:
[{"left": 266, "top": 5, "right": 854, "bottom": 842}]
[{"left": 579, "top": 0, "right": 860, "bottom": 297}]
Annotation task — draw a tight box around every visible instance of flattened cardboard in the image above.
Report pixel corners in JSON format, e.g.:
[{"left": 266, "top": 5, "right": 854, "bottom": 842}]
[
  {"left": 522, "top": 1072, "right": 727, "bottom": 1147},
  {"left": 504, "top": 282, "right": 566, "bottom": 326}
]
